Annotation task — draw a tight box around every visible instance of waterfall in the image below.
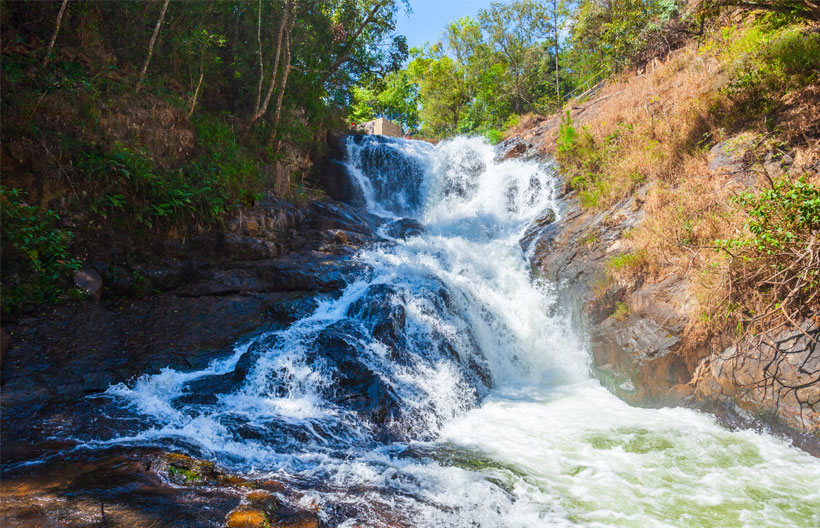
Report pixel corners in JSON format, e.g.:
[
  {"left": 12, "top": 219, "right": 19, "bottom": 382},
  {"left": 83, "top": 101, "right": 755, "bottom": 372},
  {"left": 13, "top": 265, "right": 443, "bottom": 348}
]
[{"left": 96, "top": 135, "right": 820, "bottom": 527}]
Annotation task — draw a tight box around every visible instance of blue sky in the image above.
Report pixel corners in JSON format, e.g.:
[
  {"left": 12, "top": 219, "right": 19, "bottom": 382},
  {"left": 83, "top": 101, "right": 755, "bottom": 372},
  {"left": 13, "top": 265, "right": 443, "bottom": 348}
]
[{"left": 395, "top": 0, "right": 513, "bottom": 49}]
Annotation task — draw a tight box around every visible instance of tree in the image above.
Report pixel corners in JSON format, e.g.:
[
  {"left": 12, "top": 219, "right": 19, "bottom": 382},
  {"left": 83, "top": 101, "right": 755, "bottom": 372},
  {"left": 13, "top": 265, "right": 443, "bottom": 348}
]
[
  {"left": 349, "top": 70, "right": 420, "bottom": 132},
  {"left": 566, "top": 0, "right": 668, "bottom": 76},
  {"left": 480, "top": 1, "right": 552, "bottom": 112},
  {"left": 136, "top": 0, "right": 170, "bottom": 92},
  {"left": 42, "top": 0, "right": 69, "bottom": 67},
  {"left": 249, "top": 0, "right": 291, "bottom": 128}
]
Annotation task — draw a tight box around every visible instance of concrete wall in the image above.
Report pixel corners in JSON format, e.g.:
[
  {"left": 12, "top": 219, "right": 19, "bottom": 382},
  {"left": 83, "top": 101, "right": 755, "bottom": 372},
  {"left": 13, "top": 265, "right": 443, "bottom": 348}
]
[{"left": 372, "top": 118, "right": 403, "bottom": 137}]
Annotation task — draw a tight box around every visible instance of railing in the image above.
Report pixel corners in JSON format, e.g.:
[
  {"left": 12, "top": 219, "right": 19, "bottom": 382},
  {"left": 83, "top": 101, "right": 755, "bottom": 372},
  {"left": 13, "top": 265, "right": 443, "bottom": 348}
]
[{"left": 561, "top": 70, "right": 605, "bottom": 103}]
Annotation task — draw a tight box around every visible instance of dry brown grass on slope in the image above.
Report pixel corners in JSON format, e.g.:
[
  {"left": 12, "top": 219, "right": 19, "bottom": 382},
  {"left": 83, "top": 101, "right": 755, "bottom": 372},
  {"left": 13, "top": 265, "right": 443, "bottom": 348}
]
[{"left": 544, "top": 19, "right": 820, "bottom": 339}]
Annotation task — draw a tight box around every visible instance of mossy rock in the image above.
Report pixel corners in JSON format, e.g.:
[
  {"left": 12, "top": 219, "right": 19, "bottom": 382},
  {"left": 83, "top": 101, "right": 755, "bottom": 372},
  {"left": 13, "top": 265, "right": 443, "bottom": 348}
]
[
  {"left": 158, "top": 452, "right": 218, "bottom": 486},
  {"left": 225, "top": 507, "right": 269, "bottom": 528}
]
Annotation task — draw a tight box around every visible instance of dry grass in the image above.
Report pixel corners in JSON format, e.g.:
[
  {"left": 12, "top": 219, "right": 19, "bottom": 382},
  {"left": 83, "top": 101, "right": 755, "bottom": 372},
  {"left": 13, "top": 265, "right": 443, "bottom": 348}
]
[{"left": 544, "top": 18, "right": 820, "bottom": 342}]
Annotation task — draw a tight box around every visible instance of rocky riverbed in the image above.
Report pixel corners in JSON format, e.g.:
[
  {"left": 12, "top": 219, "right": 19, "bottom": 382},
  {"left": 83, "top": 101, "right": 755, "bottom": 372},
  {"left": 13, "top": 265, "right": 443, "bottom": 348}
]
[
  {"left": 3, "top": 132, "right": 818, "bottom": 528},
  {"left": 1, "top": 191, "right": 381, "bottom": 527}
]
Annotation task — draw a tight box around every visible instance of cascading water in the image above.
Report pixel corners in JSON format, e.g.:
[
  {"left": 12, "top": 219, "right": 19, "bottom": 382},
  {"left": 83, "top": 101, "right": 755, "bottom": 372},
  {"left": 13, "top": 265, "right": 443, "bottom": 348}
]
[{"left": 94, "top": 135, "right": 820, "bottom": 527}]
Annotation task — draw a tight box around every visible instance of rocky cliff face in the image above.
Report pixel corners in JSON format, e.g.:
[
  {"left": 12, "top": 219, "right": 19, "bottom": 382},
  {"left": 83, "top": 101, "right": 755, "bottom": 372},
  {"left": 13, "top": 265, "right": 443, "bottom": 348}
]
[{"left": 501, "top": 131, "right": 820, "bottom": 452}]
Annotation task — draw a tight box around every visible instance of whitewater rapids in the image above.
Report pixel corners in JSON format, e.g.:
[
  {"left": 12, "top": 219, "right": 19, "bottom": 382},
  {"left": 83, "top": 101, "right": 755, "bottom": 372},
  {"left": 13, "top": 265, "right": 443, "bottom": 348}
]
[{"left": 98, "top": 136, "right": 820, "bottom": 527}]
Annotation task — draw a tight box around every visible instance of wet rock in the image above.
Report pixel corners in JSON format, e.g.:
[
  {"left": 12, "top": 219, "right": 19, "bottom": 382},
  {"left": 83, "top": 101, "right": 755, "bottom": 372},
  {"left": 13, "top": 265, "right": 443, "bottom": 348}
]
[
  {"left": 347, "top": 284, "right": 407, "bottom": 355},
  {"left": 156, "top": 452, "right": 219, "bottom": 485},
  {"left": 519, "top": 208, "right": 556, "bottom": 255},
  {"left": 0, "top": 450, "right": 242, "bottom": 527},
  {"left": 496, "top": 136, "right": 529, "bottom": 160},
  {"left": 304, "top": 200, "right": 375, "bottom": 236},
  {"left": 226, "top": 508, "right": 270, "bottom": 528},
  {"left": 268, "top": 292, "right": 322, "bottom": 324},
  {"left": 525, "top": 188, "right": 704, "bottom": 407},
  {"left": 74, "top": 268, "right": 103, "bottom": 300},
  {"left": 313, "top": 320, "right": 401, "bottom": 427},
  {"left": 278, "top": 514, "right": 320, "bottom": 528},
  {"left": 382, "top": 218, "right": 425, "bottom": 239},
  {"left": 137, "top": 263, "right": 187, "bottom": 291},
  {"left": 0, "top": 448, "right": 314, "bottom": 528},
  {"left": 1, "top": 327, "right": 11, "bottom": 364},
  {"left": 319, "top": 158, "right": 364, "bottom": 206},
  {"left": 238, "top": 252, "right": 363, "bottom": 293},
  {"left": 523, "top": 172, "right": 819, "bottom": 444},
  {"left": 317, "top": 133, "right": 365, "bottom": 206},
  {"left": 176, "top": 269, "right": 272, "bottom": 297},
  {"left": 0, "top": 255, "right": 360, "bottom": 453}
]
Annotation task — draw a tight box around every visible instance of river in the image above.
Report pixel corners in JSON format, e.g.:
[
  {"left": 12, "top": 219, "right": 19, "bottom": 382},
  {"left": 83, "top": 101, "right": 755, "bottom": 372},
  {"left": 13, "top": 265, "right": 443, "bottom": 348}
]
[{"left": 93, "top": 135, "right": 820, "bottom": 527}]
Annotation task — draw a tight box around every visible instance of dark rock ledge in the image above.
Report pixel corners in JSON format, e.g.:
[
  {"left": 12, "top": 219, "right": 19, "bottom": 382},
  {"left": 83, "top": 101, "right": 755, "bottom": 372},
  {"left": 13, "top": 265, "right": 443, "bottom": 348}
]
[
  {"left": 0, "top": 195, "right": 377, "bottom": 527},
  {"left": 520, "top": 176, "right": 820, "bottom": 456}
]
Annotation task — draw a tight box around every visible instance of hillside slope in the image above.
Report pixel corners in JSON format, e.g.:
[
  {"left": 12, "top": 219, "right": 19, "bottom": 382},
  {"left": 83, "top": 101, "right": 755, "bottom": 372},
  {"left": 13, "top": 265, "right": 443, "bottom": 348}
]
[{"left": 504, "top": 16, "right": 820, "bottom": 444}]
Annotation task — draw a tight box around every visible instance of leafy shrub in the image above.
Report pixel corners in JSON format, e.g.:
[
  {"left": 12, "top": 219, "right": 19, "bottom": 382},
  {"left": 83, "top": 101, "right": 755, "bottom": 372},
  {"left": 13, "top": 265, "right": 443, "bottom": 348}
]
[
  {"left": 484, "top": 129, "right": 504, "bottom": 145},
  {"left": 77, "top": 132, "right": 266, "bottom": 230},
  {"left": 1, "top": 188, "right": 82, "bottom": 317},
  {"left": 502, "top": 113, "right": 521, "bottom": 130},
  {"left": 557, "top": 111, "right": 577, "bottom": 155},
  {"left": 723, "top": 24, "right": 820, "bottom": 115},
  {"left": 79, "top": 144, "right": 228, "bottom": 228},
  {"left": 716, "top": 176, "right": 820, "bottom": 331},
  {"left": 734, "top": 176, "right": 820, "bottom": 253}
]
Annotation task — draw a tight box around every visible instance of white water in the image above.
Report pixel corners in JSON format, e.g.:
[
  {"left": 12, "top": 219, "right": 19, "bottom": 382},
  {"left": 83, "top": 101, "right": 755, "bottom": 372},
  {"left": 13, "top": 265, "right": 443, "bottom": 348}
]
[{"left": 99, "top": 136, "right": 820, "bottom": 527}]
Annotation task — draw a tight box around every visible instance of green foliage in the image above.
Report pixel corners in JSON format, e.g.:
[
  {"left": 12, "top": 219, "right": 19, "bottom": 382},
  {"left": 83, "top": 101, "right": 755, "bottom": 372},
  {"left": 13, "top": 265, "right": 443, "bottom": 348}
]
[
  {"left": 567, "top": 0, "right": 674, "bottom": 78},
  {"left": 168, "top": 465, "right": 203, "bottom": 484},
  {"left": 349, "top": 70, "right": 420, "bottom": 133},
  {"left": 503, "top": 114, "right": 522, "bottom": 130},
  {"left": 398, "top": 1, "right": 571, "bottom": 138},
  {"left": 556, "top": 113, "right": 608, "bottom": 207},
  {"left": 715, "top": 176, "right": 820, "bottom": 334},
  {"left": 1, "top": 188, "right": 82, "bottom": 317},
  {"left": 719, "top": 177, "right": 820, "bottom": 253},
  {"left": 350, "top": 85, "right": 378, "bottom": 124},
  {"left": 557, "top": 111, "right": 577, "bottom": 155},
  {"left": 555, "top": 115, "right": 643, "bottom": 209},
  {"left": 348, "top": 0, "right": 694, "bottom": 138},
  {"left": 722, "top": 24, "right": 820, "bottom": 116},
  {"left": 78, "top": 139, "right": 253, "bottom": 229},
  {"left": 612, "top": 301, "right": 630, "bottom": 321},
  {"left": 484, "top": 129, "right": 504, "bottom": 144},
  {"left": 606, "top": 251, "right": 647, "bottom": 273}
]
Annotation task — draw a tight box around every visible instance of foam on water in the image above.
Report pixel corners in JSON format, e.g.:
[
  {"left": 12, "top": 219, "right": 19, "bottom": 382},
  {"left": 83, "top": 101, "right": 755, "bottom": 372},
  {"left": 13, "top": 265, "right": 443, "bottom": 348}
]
[{"left": 93, "top": 135, "right": 820, "bottom": 526}]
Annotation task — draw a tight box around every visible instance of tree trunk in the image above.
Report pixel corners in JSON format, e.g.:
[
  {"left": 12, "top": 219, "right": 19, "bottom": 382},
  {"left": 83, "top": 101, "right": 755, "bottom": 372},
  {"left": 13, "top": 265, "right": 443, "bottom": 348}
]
[
  {"left": 253, "top": 0, "right": 264, "bottom": 114},
  {"left": 43, "top": 0, "right": 69, "bottom": 67},
  {"left": 249, "top": 0, "right": 291, "bottom": 127},
  {"left": 554, "top": 0, "right": 560, "bottom": 102},
  {"left": 270, "top": 14, "right": 295, "bottom": 146},
  {"left": 136, "top": 0, "right": 170, "bottom": 92},
  {"left": 188, "top": 49, "right": 205, "bottom": 118}
]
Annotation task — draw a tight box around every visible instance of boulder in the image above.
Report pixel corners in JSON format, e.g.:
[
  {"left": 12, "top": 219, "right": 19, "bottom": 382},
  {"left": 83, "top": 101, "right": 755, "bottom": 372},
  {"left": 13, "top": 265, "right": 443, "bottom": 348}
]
[
  {"left": 382, "top": 218, "right": 425, "bottom": 240},
  {"left": 74, "top": 268, "right": 103, "bottom": 300},
  {"left": 313, "top": 320, "right": 401, "bottom": 426}
]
